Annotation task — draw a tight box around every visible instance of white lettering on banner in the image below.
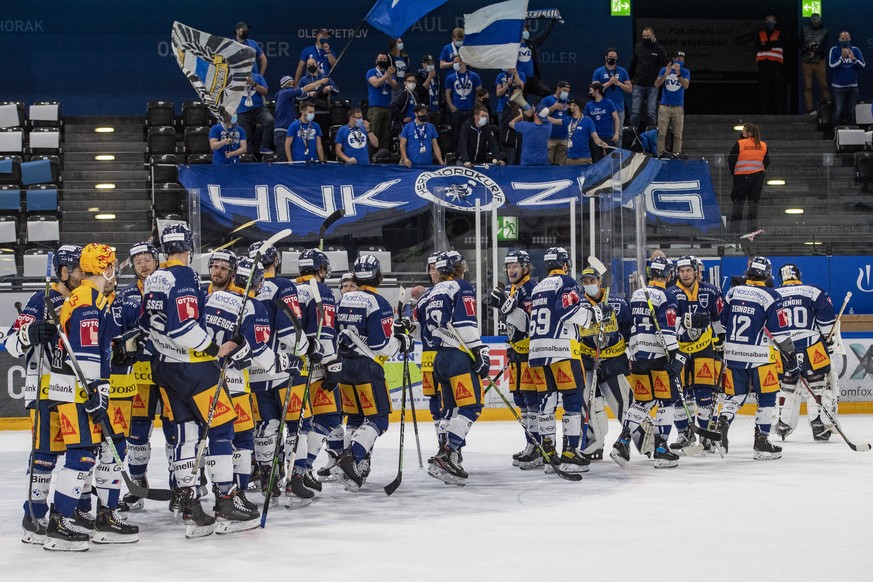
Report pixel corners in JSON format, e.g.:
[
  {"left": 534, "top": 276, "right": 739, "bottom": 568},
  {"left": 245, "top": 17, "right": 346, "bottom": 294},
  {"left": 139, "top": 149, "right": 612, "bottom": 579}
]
[
  {"left": 340, "top": 180, "right": 404, "bottom": 216},
  {"left": 207, "top": 184, "right": 271, "bottom": 221},
  {"left": 275, "top": 185, "right": 336, "bottom": 221},
  {"left": 857, "top": 265, "right": 873, "bottom": 293},
  {"left": 7, "top": 365, "right": 25, "bottom": 400},
  {"left": 644, "top": 181, "right": 705, "bottom": 220},
  {"left": 512, "top": 180, "right": 576, "bottom": 206}
]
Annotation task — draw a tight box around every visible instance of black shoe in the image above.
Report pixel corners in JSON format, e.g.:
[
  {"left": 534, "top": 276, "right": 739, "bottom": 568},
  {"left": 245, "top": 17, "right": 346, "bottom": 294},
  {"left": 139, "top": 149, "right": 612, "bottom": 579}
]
[
  {"left": 44, "top": 507, "right": 89, "bottom": 551},
  {"left": 302, "top": 470, "right": 323, "bottom": 492},
  {"left": 753, "top": 427, "right": 783, "bottom": 460},
  {"left": 93, "top": 505, "right": 139, "bottom": 544}
]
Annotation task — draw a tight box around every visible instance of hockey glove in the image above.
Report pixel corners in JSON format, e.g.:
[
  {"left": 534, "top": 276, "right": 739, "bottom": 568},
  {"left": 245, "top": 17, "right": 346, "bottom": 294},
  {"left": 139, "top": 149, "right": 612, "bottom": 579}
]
[
  {"left": 393, "top": 318, "right": 412, "bottom": 336},
  {"left": 783, "top": 351, "right": 802, "bottom": 376},
  {"left": 825, "top": 336, "right": 837, "bottom": 355},
  {"left": 111, "top": 328, "right": 142, "bottom": 367},
  {"left": 226, "top": 336, "right": 252, "bottom": 368},
  {"left": 499, "top": 293, "right": 518, "bottom": 317},
  {"left": 506, "top": 346, "right": 519, "bottom": 364},
  {"left": 275, "top": 351, "right": 303, "bottom": 376},
  {"left": 488, "top": 287, "right": 508, "bottom": 310},
  {"left": 472, "top": 345, "right": 491, "bottom": 380},
  {"left": 307, "top": 336, "right": 325, "bottom": 364},
  {"left": 20, "top": 321, "right": 55, "bottom": 349},
  {"left": 323, "top": 356, "right": 342, "bottom": 390},
  {"left": 666, "top": 350, "right": 687, "bottom": 379},
  {"left": 713, "top": 332, "right": 726, "bottom": 353},
  {"left": 683, "top": 311, "right": 711, "bottom": 330},
  {"left": 84, "top": 381, "right": 110, "bottom": 425},
  {"left": 396, "top": 332, "right": 414, "bottom": 354}
]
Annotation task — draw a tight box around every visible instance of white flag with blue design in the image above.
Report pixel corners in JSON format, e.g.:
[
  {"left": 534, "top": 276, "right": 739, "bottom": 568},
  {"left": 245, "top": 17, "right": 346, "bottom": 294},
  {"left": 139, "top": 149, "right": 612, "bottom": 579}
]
[{"left": 458, "top": 0, "right": 528, "bottom": 70}]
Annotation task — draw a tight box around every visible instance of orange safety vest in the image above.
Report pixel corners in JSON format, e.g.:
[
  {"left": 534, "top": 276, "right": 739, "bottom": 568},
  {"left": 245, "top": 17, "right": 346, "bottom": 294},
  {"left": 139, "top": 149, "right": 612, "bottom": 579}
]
[
  {"left": 734, "top": 138, "right": 767, "bottom": 175},
  {"left": 756, "top": 30, "right": 784, "bottom": 63}
]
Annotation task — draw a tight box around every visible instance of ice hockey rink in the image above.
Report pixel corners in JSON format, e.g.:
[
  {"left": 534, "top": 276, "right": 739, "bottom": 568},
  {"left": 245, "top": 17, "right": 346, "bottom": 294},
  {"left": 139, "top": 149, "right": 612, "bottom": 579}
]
[{"left": 1, "top": 416, "right": 871, "bottom": 582}]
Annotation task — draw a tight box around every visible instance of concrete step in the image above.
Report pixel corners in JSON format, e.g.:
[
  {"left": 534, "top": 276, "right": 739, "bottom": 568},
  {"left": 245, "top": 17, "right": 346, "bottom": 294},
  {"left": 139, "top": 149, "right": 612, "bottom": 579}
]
[
  {"left": 62, "top": 211, "right": 151, "bottom": 231},
  {"left": 62, "top": 142, "right": 147, "bottom": 153},
  {"left": 62, "top": 199, "right": 152, "bottom": 211},
  {"left": 62, "top": 189, "right": 152, "bottom": 202},
  {"left": 62, "top": 161, "right": 148, "bottom": 172},
  {"left": 63, "top": 151, "right": 153, "bottom": 163},
  {"left": 61, "top": 231, "right": 154, "bottom": 247},
  {"left": 66, "top": 116, "right": 146, "bottom": 126},
  {"left": 61, "top": 169, "right": 150, "bottom": 181}
]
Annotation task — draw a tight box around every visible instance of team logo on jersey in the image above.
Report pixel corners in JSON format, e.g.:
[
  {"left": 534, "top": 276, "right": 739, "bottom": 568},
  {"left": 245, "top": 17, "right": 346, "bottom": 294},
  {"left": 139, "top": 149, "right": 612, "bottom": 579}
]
[
  {"left": 323, "top": 304, "right": 336, "bottom": 328},
  {"left": 79, "top": 319, "right": 99, "bottom": 347},
  {"left": 112, "top": 406, "right": 129, "bottom": 431},
  {"left": 282, "top": 295, "right": 302, "bottom": 319},
  {"left": 313, "top": 388, "right": 332, "bottom": 407},
  {"left": 13, "top": 313, "right": 35, "bottom": 330},
  {"left": 59, "top": 411, "right": 76, "bottom": 437},
  {"left": 699, "top": 294, "right": 709, "bottom": 309},
  {"left": 777, "top": 308, "right": 790, "bottom": 328},
  {"left": 381, "top": 316, "right": 394, "bottom": 339},
  {"left": 254, "top": 325, "right": 270, "bottom": 344},
  {"left": 715, "top": 296, "right": 724, "bottom": 314},
  {"left": 561, "top": 291, "right": 579, "bottom": 308},
  {"left": 413, "top": 167, "right": 506, "bottom": 212},
  {"left": 463, "top": 296, "right": 476, "bottom": 316},
  {"left": 665, "top": 307, "right": 677, "bottom": 328},
  {"left": 176, "top": 295, "right": 199, "bottom": 322}
]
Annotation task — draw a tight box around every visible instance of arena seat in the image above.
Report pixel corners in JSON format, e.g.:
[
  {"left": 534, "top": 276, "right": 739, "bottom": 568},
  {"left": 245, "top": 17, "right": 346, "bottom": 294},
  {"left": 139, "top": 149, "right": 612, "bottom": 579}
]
[
  {"left": 23, "top": 248, "right": 52, "bottom": 277},
  {"left": 153, "top": 182, "right": 185, "bottom": 217},
  {"left": 323, "top": 246, "right": 349, "bottom": 272},
  {"left": 146, "top": 100, "right": 175, "bottom": 128},
  {"left": 0, "top": 155, "right": 22, "bottom": 185},
  {"left": 0, "top": 102, "right": 25, "bottom": 129},
  {"left": 181, "top": 101, "right": 209, "bottom": 127},
  {"left": 0, "top": 184, "right": 21, "bottom": 213},
  {"left": 147, "top": 126, "right": 176, "bottom": 156},
  {"left": 26, "top": 185, "right": 59, "bottom": 213},
  {"left": 149, "top": 154, "right": 179, "bottom": 183},
  {"left": 0, "top": 248, "right": 16, "bottom": 277},
  {"left": 22, "top": 156, "right": 60, "bottom": 185},
  {"left": 357, "top": 246, "right": 391, "bottom": 273},
  {"left": 279, "top": 246, "right": 305, "bottom": 277},
  {"left": 0, "top": 215, "right": 17, "bottom": 244},
  {"left": 26, "top": 214, "right": 60, "bottom": 242},
  {"left": 28, "top": 127, "right": 61, "bottom": 154},
  {"left": 183, "top": 126, "right": 211, "bottom": 155},
  {"left": 185, "top": 153, "right": 212, "bottom": 165},
  {"left": 0, "top": 127, "right": 24, "bottom": 154},
  {"left": 28, "top": 101, "right": 61, "bottom": 128}
]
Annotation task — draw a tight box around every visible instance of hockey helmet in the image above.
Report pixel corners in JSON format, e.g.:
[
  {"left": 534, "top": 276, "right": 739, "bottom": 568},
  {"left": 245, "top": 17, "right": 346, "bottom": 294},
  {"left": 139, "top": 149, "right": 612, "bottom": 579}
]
[
  {"left": 129, "top": 241, "right": 159, "bottom": 262},
  {"left": 778, "top": 263, "right": 801, "bottom": 285},
  {"left": 298, "top": 248, "right": 331, "bottom": 277},
  {"left": 234, "top": 256, "right": 265, "bottom": 290},
  {"left": 746, "top": 256, "right": 772, "bottom": 280},
  {"left": 435, "top": 250, "right": 465, "bottom": 276},
  {"left": 543, "top": 247, "right": 571, "bottom": 271},
  {"left": 353, "top": 254, "right": 382, "bottom": 283},
  {"left": 248, "top": 241, "right": 281, "bottom": 269},
  {"left": 504, "top": 249, "right": 532, "bottom": 268},
  {"left": 648, "top": 256, "right": 674, "bottom": 280},
  {"left": 208, "top": 249, "right": 238, "bottom": 273},
  {"left": 425, "top": 251, "right": 440, "bottom": 273},
  {"left": 160, "top": 223, "right": 193, "bottom": 255},
  {"left": 53, "top": 245, "right": 83, "bottom": 278},
  {"left": 340, "top": 272, "right": 355, "bottom": 284},
  {"left": 675, "top": 255, "right": 699, "bottom": 272},
  {"left": 80, "top": 243, "right": 117, "bottom": 276}
]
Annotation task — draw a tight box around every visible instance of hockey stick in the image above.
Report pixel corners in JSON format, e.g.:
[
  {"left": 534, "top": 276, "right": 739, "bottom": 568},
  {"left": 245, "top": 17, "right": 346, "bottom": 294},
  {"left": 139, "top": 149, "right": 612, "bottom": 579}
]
[
  {"left": 319, "top": 209, "right": 345, "bottom": 251},
  {"left": 827, "top": 292, "right": 851, "bottom": 343},
  {"left": 580, "top": 288, "right": 609, "bottom": 452},
  {"left": 260, "top": 297, "right": 305, "bottom": 527},
  {"left": 193, "top": 228, "right": 294, "bottom": 477},
  {"left": 43, "top": 296, "right": 174, "bottom": 501},
  {"left": 764, "top": 327, "right": 870, "bottom": 452},
  {"left": 384, "top": 350, "right": 409, "bottom": 496},
  {"left": 15, "top": 301, "right": 23, "bottom": 314},
  {"left": 705, "top": 356, "right": 727, "bottom": 458},
  {"left": 636, "top": 275, "right": 721, "bottom": 441},
  {"left": 26, "top": 253, "right": 53, "bottom": 524},
  {"left": 396, "top": 286, "right": 424, "bottom": 469}
]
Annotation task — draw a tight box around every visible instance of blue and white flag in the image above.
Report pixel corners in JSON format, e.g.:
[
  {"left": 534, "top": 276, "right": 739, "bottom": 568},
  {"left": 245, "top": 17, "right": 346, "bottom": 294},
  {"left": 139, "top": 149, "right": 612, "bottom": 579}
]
[
  {"left": 458, "top": 0, "right": 528, "bottom": 70},
  {"left": 366, "top": 0, "right": 448, "bottom": 39},
  {"left": 583, "top": 149, "right": 664, "bottom": 203}
]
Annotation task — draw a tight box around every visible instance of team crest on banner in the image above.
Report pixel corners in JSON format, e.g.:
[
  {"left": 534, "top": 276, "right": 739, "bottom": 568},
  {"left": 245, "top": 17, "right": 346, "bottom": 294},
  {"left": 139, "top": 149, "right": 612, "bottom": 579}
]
[{"left": 414, "top": 167, "right": 506, "bottom": 211}]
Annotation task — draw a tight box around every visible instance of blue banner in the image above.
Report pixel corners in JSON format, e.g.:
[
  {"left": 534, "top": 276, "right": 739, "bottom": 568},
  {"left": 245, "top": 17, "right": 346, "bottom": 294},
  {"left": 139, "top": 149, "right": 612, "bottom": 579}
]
[
  {"left": 366, "top": 0, "right": 448, "bottom": 38},
  {"left": 642, "top": 160, "right": 722, "bottom": 231}
]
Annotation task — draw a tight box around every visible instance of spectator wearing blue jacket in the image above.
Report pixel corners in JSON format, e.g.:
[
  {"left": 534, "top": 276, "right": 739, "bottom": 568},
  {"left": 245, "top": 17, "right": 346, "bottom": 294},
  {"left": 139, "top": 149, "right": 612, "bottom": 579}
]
[{"left": 829, "top": 31, "right": 866, "bottom": 125}]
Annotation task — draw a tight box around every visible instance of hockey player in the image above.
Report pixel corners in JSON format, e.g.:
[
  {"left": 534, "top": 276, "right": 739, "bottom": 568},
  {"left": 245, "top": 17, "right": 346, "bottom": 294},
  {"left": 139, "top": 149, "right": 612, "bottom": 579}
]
[
  {"left": 577, "top": 266, "right": 634, "bottom": 461},
  {"left": 667, "top": 255, "right": 725, "bottom": 454},
  {"left": 773, "top": 263, "right": 838, "bottom": 441},
  {"left": 42, "top": 244, "right": 120, "bottom": 550},
  {"left": 5, "top": 245, "right": 81, "bottom": 544},
  {"left": 247, "top": 241, "right": 306, "bottom": 505},
  {"left": 419, "top": 250, "right": 487, "bottom": 485},
  {"left": 488, "top": 249, "right": 540, "bottom": 468},
  {"left": 206, "top": 249, "right": 245, "bottom": 294},
  {"left": 333, "top": 255, "right": 410, "bottom": 490},
  {"left": 141, "top": 224, "right": 258, "bottom": 537},
  {"left": 611, "top": 257, "right": 685, "bottom": 469},
  {"left": 717, "top": 257, "right": 799, "bottom": 460},
  {"left": 411, "top": 251, "right": 444, "bottom": 456},
  {"left": 285, "top": 248, "right": 341, "bottom": 505}
]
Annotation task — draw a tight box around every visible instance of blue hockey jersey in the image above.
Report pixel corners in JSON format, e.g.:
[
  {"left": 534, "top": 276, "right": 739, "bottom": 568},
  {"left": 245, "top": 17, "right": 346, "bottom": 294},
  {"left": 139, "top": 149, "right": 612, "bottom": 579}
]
[
  {"left": 628, "top": 282, "right": 679, "bottom": 359},
  {"left": 528, "top": 271, "right": 594, "bottom": 367},
  {"left": 500, "top": 275, "right": 537, "bottom": 355},
  {"left": 668, "top": 280, "right": 725, "bottom": 353},
  {"left": 722, "top": 281, "right": 792, "bottom": 368},
  {"left": 419, "top": 278, "right": 482, "bottom": 354},
  {"left": 775, "top": 281, "right": 836, "bottom": 349},
  {"left": 336, "top": 285, "right": 399, "bottom": 360}
]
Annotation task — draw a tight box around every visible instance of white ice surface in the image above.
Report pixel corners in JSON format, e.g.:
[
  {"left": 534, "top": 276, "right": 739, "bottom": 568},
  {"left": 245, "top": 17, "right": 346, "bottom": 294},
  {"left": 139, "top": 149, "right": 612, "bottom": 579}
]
[{"left": 1, "top": 416, "right": 872, "bottom": 582}]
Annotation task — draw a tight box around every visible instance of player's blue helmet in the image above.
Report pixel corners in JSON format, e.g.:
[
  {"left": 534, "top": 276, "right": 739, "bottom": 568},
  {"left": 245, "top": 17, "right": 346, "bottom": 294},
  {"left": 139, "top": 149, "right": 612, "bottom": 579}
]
[
  {"left": 746, "top": 256, "right": 772, "bottom": 280},
  {"left": 649, "top": 256, "right": 674, "bottom": 280},
  {"left": 208, "top": 249, "right": 238, "bottom": 273},
  {"left": 298, "top": 248, "right": 331, "bottom": 277},
  {"left": 675, "top": 255, "right": 699, "bottom": 272},
  {"left": 53, "top": 245, "right": 83, "bottom": 278},
  {"left": 426, "top": 251, "right": 440, "bottom": 274},
  {"left": 505, "top": 249, "right": 532, "bottom": 268},
  {"left": 129, "top": 241, "right": 159, "bottom": 262},
  {"left": 778, "top": 263, "right": 801, "bottom": 285},
  {"left": 543, "top": 247, "right": 571, "bottom": 271},
  {"left": 353, "top": 254, "right": 382, "bottom": 284},
  {"left": 435, "top": 250, "right": 465, "bottom": 276},
  {"left": 249, "top": 241, "right": 281, "bottom": 269},
  {"left": 234, "top": 256, "right": 265, "bottom": 290},
  {"left": 160, "top": 223, "right": 193, "bottom": 255}
]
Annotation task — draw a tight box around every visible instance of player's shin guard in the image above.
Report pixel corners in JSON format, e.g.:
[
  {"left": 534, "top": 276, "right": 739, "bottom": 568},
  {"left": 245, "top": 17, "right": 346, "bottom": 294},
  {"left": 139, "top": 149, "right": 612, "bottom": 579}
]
[
  {"left": 655, "top": 400, "right": 675, "bottom": 439},
  {"left": 672, "top": 399, "right": 689, "bottom": 433},
  {"left": 172, "top": 421, "right": 200, "bottom": 490},
  {"left": 206, "top": 422, "right": 234, "bottom": 495},
  {"left": 254, "top": 419, "right": 279, "bottom": 471},
  {"left": 538, "top": 392, "right": 558, "bottom": 444},
  {"left": 694, "top": 387, "right": 714, "bottom": 429},
  {"left": 775, "top": 383, "right": 801, "bottom": 438},
  {"left": 755, "top": 391, "right": 777, "bottom": 436},
  {"left": 53, "top": 451, "right": 97, "bottom": 518},
  {"left": 350, "top": 422, "right": 382, "bottom": 461},
  {"left": 127, "top": 419, "right": 153, "bottom": 479},
  {"left": 232, "top": 430, "right": 254, "bottom": 490},
  {"left": 446, "top": 407, "right": 480, "bottom": 451},
  {"left": 95, "top": 440, "right": 125, "bottom": 510}
]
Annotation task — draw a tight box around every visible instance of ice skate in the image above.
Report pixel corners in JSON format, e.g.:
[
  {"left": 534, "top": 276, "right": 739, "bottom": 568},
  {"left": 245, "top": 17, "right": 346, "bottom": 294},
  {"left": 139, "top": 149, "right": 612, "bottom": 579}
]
[
  {"left": 670, "top": 429, "right": 703, "bottom": 456},
  {"left": 581, "top": 447, "right": 604, "bottom": 461},
  {"left": 610, "top": 430, "right": 632, "bottom": 468},
  {"left": 558, "top": 440, "right": 590, "bottom": 474},
  {"left": 214, "top": 486, "right": 260, "bottom": 534},
  {"left": 70, "top": 508, "right": 95, "bottom": 537},
  {"left": 117, "top": 477, "right": 146, "bottom": 512},
  {"left": 237, "top": 489, "right": 259, "bottom": 513},
  {"left": 753, "top": 428, "right": 782, "bottom": 460},
  {"left": 260, "top": 468, "right": 281, "bottom": 507},
  {"left": 428, "top": 445, "right": 467, "bottom": 486},
  {"left": 180, "top": 488, "right": 215, "bottom": 539},
  {"left": 513, "top": 442, "right": 536, "bottom": 467},
  {"left": 92, "top": 505, "right": 140, "bottom": 544},
  {"left": 284, "top": 474, "right": 315, "bottom": 508},
  {"left": 21, "top": 514, "right": 48, "bottom": 545},
  {"left": 540, "top": 438, "right": 559, "bottom": 474},
  {"left": 715, "top": 416, "right": 730, "bottom": 455},
  {"left": 43, "top": 508, "right": 90, "bottom": 552},
  {"left": 774, "top": 420, "right": 793, "bottom": 441},
  {"left": 516, "top": 442, "right": 544, "bottom": 470},
  {"left": 317, "top": 450, "right": 340, "bottom": 482},
  {"left": 303, "top": 470, "right": 323, "bottom": 492},
  {"left": 811, "top": 418, "right": 832, "bottom": 441},
  {"left": 653, "top": 438, "right": 679, "bottom": 468},
  {"left": 332, "top": 450, "right": 363, "bottom": 492}
]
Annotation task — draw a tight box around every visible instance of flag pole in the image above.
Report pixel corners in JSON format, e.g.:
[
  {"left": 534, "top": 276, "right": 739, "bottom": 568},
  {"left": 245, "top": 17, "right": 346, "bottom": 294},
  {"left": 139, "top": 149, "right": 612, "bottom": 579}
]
[{"left": 328, "top": 19, "right": 368, "bottom": 76}]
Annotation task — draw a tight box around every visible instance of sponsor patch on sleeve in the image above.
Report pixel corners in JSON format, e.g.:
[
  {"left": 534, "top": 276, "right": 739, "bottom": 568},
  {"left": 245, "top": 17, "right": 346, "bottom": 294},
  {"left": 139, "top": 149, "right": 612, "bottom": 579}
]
[
  {"left": 79, "top": 319, "right": 99, "bottom": 347},
  {"left": 561, "top": 291, "right": 579, "bottom": 308},
  {"left": 175, "top": 295, "right": 199, "bottom": 322},
  {"left": 666, "top": 307, "right": 677, "bottom": 328},
  {"left": 381, "top": 316, "right": 394, "bottom": 338},
  {"left": 462, "top": 296, "right": 476, "bottom": 317}
]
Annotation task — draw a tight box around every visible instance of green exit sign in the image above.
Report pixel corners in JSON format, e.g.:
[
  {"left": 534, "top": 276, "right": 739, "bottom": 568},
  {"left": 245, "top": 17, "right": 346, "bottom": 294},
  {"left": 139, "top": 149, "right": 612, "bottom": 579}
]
[
  {"left": 802, "top": 2, "right": 822, "bottom": 17},
  {"left": 497, "top": 216, "right": 518, "bottom": 241},
  {"left": 611, "top": 0, "right": 631, "bottom": 16}
]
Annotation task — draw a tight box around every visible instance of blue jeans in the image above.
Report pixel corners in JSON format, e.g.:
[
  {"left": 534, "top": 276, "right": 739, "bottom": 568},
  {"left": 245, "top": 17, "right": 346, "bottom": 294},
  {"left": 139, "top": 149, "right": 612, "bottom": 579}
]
[
  {"left": 832, "top": 85, "right": 859, "bottom": 125},
  {"left": 630, "top": 85, "right": 658, "bottom": 129}
]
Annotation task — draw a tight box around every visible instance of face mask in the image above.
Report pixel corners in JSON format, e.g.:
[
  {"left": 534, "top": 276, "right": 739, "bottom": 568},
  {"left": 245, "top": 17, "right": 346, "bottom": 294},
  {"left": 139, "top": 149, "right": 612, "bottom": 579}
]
[
  {"left": 417, "top": 114, "right": 428, "bottom": 122},
  {"left": 643, "top": 37, "right": 653, "bottom": 45},
  {"left": 559, "top": 91, "right": 569, "bottom": 101},
  {"left": 606, "top": 57, "right": 617, "bottom": 66},
  {"left": 406, "top": 82, "right": 416, "bottom": 91},
  {"left": 453, "top": 39, "right": 463, "bottom": 48},
  {"left": 522, "top": 30, "right": 530, "bottom": 41},
  {"left": 307, "top": 65, "right": 318, "bottom": 74},
  {"left": 230, "top": 114, "right": 238, "bottom": 125},
  {"left": 396, "top": 42, "right": 404, "bottom": 51},
  {"left": 377, "top": 60, "right": 389, "bottom": 69},
  {"left": 477, "top": 116, "right": 488, "bottom": 127},
  {"left": 583, "top": 284, "right": 599, "bottom": 296},
  {"left": 355, "top": 118, "right": 364, "bottom": 128},
  {"left": 841, "top": 40, "right": 852, "bottom": 48},
  {"left": 305, "top": 113, "right": 315, "bottom": 122},
  {"left": 425, "top": 64, "right": 435, "bottom": 72},
  {"left": 453, "top": 62, "right": 461, "bottom": 72}
]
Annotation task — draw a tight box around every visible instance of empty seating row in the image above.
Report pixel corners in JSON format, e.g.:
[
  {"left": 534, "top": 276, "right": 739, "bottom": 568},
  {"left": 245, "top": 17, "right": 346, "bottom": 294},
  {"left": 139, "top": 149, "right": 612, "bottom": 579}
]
[
  {"left": 0, "top": 215, "right": 60, "bottom": 244},
  {"left": 146, "top": 126, "right": 211, "bottom": 156},
  {"left": 0, "top": 155, "right": 61, "bottom": 186},
  {"left": 0, "top": 127, "right": 61, "bottom": 154},
  {"left": 0, "top": 247, "right": 67, "bottom": 278},
  {"left": 0, "top": 184, "right": 59, "bottom": 213},
  {"left": 0, "top": 101, "right": 62, "bottom": 129},
  {"left": 146, "top": 100, "right": 210, "bottom": 129}
]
